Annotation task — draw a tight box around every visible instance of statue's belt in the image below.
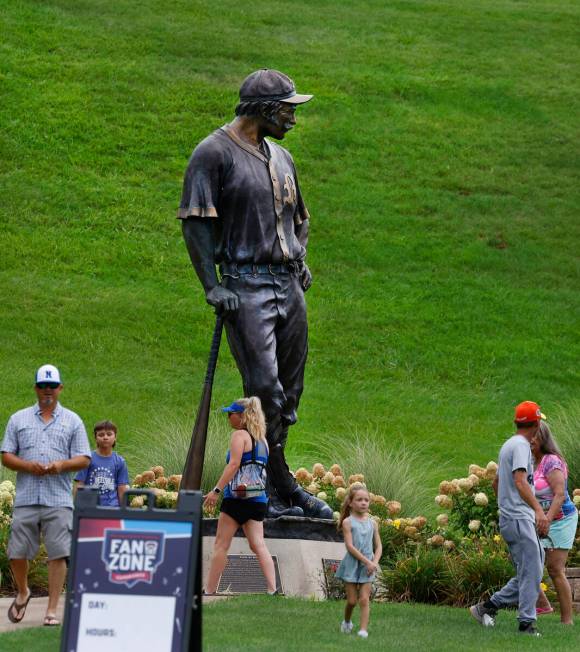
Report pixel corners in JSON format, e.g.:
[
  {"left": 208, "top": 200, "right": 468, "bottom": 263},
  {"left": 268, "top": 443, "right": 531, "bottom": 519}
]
[{"left": 220, "top": 262, "right": 303, "bottom": 278}]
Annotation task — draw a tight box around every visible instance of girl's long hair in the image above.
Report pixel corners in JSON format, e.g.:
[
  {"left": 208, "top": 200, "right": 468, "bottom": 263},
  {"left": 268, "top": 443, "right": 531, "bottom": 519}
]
[
  {"left": 337, "top": 485, "right": 369, "bottom": 532},
  {"left": 235, "top": 397, "right": 267, "bottom": 442},
  {"left": 536, "top": 421, "right": 563, "bottom": 460}
]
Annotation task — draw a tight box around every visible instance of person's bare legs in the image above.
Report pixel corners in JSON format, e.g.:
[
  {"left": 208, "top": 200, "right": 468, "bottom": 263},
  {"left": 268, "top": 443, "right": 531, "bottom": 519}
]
[
  {"left": 46, "top": 558, "right": 67, "bottom": 620},
  {"left": 242, "top": 519, "right": 276, "bottom": 592},
  {"left": 344, "top": 583, "right": 358, "bottom": 623},
  {"left": 546, "top": 548, "right": 574, "bottom": 624},
  {"left": 205, "top": 513, "right": 239, "bottom": 593},
  {"left": 9, "top": 559, "right": 31, "bottom": 619},
  {"left": 358, "top": 582, "right": 372, "bottom": 632},
  {"left": 536, "top": 587, "right": 552, "bottom": 610}
]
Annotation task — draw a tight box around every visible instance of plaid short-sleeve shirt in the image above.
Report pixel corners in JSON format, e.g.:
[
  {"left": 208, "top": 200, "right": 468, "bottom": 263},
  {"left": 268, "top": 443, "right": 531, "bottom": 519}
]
[{"left": 1, "top": 403, "right": 91, "bottom": 508}]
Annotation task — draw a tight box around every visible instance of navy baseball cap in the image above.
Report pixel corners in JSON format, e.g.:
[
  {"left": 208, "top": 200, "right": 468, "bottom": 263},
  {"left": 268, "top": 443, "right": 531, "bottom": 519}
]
[
  {"left": 222, "top": 402, "right": 245, "bottom": 413},
  {"left": 239, "top": 69, "right": 313, "bottom": 104}
]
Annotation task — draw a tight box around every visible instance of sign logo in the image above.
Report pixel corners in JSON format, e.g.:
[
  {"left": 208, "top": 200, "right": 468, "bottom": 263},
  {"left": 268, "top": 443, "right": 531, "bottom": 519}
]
[{"left": 102, "top": 530, "right": 165, "bottom": 587}]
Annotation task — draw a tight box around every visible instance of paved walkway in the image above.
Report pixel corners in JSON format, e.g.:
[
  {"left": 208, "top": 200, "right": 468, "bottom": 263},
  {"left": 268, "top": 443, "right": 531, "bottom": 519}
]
[
  {"left": 0, "top": 594, "right": 227, "bottom": 633},
  {"left": 0, "top": 595, "right": 65, "bottom": 633}
]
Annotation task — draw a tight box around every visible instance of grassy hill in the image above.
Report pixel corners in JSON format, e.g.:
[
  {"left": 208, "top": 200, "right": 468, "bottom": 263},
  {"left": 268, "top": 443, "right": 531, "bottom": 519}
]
[{"left": 1, "top": 0, "right": 579, "bottom": 488}]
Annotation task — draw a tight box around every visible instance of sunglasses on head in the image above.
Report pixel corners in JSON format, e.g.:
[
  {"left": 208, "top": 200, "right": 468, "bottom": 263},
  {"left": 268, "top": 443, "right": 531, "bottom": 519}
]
[{"left": 36, "top": 382, "right": 60, "bottom": 389}]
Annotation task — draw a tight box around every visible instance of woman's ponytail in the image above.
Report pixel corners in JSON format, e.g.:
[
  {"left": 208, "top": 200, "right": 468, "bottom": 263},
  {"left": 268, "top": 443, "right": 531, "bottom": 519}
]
[{"left": 236, "top": 396, "right": 267, "bottom": 442}]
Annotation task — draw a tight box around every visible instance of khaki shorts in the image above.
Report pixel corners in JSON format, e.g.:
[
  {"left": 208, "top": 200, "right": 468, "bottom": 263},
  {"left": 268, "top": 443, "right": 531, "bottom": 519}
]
[{"left": 8, "top": 506, "right": 73, "bottom": 560}]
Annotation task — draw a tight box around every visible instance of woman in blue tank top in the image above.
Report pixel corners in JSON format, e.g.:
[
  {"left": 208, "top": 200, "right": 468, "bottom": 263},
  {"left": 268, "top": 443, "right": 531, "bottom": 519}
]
[{"left": 203, "top": 397, "right": 277, "bottom": 595}]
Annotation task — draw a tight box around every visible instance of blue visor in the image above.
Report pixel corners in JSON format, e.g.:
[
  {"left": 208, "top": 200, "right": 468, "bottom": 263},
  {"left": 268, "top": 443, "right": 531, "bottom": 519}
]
[{"left": 221, "top": 402, "right": 245, "bottom": 413}]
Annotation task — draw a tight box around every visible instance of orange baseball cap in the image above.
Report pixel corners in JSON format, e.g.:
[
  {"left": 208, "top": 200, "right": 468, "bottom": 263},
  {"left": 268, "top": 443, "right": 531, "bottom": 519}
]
[{"left": 514, "top": 401, "right": 543, "bottom": 423}]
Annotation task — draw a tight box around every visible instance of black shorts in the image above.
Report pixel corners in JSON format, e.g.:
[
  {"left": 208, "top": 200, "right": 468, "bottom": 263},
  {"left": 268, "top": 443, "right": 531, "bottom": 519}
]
[{"left": 220, "top": 498, "right": 268, "bottom": 525}]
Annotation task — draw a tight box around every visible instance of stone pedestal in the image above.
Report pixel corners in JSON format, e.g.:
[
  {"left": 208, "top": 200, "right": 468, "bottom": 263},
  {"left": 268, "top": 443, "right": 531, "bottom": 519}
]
[
  {"left": 565, "top": 568, "right": 580, "bottom": 613},
  {"left": 202, "top": 516, "right": 344, "bottom": 598}
]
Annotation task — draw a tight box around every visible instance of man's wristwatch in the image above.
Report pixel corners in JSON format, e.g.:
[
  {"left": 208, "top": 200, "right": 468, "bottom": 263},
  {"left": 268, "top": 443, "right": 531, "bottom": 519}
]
[{"left": 212, "top": 487, "right": 221, "bottom": 494}]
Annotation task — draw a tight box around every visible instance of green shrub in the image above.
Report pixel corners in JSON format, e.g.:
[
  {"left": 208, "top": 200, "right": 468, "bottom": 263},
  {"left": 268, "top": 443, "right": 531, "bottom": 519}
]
[
  {"left": 378, "top": 537, "right": 516, "bottom": 607},
  {"left": 379, "top": 548, "right": 450, "bottom": 604},
  {"left": 442, "top": 539, "right": 514, "bottom": 606}
]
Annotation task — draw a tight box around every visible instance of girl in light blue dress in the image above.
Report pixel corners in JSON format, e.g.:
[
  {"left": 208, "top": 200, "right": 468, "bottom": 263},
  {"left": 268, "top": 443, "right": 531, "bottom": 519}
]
[{"left": 335, "top": 485, "right": 382, "bottom": 639}]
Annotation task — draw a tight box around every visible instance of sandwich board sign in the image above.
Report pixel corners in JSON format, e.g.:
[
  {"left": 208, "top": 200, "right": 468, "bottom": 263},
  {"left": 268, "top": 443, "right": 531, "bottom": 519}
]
[{"left": 61, "top": 488, "right": 202, "bottom": 652}]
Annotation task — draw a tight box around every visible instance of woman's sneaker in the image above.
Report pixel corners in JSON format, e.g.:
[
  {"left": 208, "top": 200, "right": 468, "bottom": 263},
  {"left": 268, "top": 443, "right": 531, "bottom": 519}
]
[
  {"left": 340, "top": 620, "right": 353, "bottom": 634},
  {"left": 357, "top": 630, "right": 369, "bottom": 638}
]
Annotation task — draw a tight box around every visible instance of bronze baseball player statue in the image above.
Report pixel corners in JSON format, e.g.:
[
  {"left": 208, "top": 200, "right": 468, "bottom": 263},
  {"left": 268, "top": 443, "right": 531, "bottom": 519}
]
[{"left": 178, "top": 69, "right": 332, "bottom": 519}]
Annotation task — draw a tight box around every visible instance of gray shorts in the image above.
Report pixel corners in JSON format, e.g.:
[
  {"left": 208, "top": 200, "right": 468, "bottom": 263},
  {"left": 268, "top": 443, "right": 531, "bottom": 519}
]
[{"left": 8, "top": 506, "right": 73, "bottom": 560}]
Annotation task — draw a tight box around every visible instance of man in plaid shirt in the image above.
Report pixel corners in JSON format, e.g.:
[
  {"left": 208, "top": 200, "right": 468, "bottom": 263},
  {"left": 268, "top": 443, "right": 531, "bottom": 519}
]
[{"left": 1, "top": 364, "right": 90, "bottom": 626}]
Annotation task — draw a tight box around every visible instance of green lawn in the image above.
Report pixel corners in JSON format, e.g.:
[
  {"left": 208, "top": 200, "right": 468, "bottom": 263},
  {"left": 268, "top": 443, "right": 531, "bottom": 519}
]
[
  {"left": 2, "top": 596, "right": 579, "bottom": 651},
  {"left": 1, "top": 0, "right": 579, "bottom": 485}
]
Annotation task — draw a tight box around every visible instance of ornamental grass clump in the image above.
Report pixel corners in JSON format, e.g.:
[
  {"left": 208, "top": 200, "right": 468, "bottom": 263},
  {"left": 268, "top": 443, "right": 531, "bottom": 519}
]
[
  {"left": 128, "top": 412, "right": 227, "bottom": 494},
  {"left": 315, "top": 430, "right": 436, "bottom": 517},
  {"left": 551, "top": 400, "right": 580, "bottom": 491}
]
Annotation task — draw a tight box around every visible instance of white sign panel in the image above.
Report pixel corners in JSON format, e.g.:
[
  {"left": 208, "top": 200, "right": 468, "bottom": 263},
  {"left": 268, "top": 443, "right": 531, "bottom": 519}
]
[{"left": 76, "top": 593, "right": 176, "bottom": 652}]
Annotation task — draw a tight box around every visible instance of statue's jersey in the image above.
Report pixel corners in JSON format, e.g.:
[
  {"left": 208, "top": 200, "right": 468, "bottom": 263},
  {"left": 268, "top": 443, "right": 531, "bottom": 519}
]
[{"left": 177, "top": 126, "right": 310, "bottom": 264}]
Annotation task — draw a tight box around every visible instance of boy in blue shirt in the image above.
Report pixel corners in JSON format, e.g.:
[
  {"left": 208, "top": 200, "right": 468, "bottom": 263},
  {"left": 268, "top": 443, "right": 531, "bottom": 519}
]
[{"left": 74, "top": 420, "right": 130, "bottom": 507}]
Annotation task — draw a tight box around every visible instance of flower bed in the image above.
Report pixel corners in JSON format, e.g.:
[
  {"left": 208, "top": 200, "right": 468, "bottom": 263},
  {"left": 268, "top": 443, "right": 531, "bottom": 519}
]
[{"left": 2, "top": 459, "right": 578, "bottom": 604}]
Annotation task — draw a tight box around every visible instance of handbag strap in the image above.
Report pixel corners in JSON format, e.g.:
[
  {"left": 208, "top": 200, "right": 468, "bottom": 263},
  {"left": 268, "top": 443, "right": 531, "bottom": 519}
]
[{"left": 249, "top": 433, "right": 256, "bottom": 463}]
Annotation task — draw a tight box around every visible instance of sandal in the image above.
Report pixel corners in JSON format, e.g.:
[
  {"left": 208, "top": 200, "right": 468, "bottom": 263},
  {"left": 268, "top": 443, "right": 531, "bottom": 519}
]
[
  {"left": 536, "top": 606, "right": 554, "bottom": 615},
  {"left": 43, "top": 615, "right": 61, "bottom": 626},
  {"left": 7, "top": 590, "right": 32, "bottom": 624}
]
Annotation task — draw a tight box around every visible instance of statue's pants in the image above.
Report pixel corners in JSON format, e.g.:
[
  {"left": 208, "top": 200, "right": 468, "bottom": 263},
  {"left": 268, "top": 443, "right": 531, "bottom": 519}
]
[{"left": 222, "top": 270, "right": 307, "bottom": 499}]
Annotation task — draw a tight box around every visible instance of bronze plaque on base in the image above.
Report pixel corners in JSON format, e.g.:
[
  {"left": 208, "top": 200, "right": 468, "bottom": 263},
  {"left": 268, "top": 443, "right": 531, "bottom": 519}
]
[{"left": 217, "top": 554, "right": 282, "bottom": 594}]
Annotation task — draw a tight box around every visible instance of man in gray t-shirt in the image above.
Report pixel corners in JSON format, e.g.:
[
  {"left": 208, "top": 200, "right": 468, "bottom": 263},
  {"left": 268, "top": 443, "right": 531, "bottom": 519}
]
[
  {"left": 496, "top": 434, "right": 535, "bottom": 522},
  {"left": 470, "top": 401, "right": 548, "bottom": 636}
]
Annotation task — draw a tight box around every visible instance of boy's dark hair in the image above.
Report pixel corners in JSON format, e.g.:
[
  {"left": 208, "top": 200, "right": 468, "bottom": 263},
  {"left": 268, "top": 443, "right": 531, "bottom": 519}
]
[
  {"left": 94, "top": 420, "right": 117, "bottom": 447},
  {"left": 94, "top": 420, "right": 117, "bottom": 435}
]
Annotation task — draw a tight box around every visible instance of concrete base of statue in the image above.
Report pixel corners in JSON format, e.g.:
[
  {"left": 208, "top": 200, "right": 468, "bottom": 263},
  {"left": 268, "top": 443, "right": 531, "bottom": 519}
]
[{"left": 202, "top": 516, "right": 344, "bottom": 598}]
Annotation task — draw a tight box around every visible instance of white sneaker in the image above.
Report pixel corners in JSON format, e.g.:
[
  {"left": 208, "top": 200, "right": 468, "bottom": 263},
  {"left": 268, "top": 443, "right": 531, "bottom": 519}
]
[
  {"left": 340, "top": 620, "right": 353, "bottom": 634},
  {"left": 358, "top": 630, "right": 369, "bottom": 639}
]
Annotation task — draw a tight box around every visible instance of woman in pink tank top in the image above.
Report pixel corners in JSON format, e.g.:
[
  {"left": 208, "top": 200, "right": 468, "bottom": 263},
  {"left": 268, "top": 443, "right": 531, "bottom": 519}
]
[{"left": 531, "top": 421, "right": 577, "bottom": 624}]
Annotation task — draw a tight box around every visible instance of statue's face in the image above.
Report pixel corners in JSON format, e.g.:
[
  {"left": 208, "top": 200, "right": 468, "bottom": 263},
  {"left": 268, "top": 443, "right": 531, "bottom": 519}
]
[{"left": 262, "top": 103, "right": 297, "bottom": 140}]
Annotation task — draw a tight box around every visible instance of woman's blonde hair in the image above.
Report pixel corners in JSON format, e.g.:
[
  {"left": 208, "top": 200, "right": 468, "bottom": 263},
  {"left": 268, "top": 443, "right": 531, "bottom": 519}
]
[
  {"left": 234, "top": 397, "right": 267, "bottom": 442},
  {"left": 337, "top": 484, "right": 370, "bottom": 531}
]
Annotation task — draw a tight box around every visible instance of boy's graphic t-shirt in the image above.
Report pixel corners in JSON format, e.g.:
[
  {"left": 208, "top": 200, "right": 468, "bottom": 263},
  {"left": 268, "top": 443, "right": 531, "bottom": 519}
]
[{"left": 75, "top": 451, "right": 129, "bottom": 507}]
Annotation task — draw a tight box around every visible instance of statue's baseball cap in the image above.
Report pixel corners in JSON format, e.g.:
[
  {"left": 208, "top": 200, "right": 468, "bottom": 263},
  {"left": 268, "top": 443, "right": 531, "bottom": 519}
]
[
  {"left": 239, "top": 69, "right": 313, "bottom": 104},
  {"left": 221, "top": 401, "right": 245, "bottom": 413},
  {"left": 35, "top": 364, "right": 62, "bottom": 385},
  {"left": 514, "top": 401, "right": 546, "bottom": 423}
]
